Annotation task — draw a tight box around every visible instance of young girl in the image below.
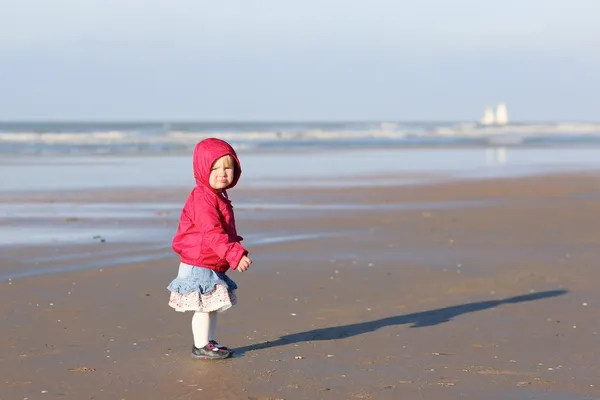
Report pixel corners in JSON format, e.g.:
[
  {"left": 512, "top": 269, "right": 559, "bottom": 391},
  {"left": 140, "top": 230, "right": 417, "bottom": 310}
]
[{"left": 167, "top": 138, "right": 252, "bottom": 360}]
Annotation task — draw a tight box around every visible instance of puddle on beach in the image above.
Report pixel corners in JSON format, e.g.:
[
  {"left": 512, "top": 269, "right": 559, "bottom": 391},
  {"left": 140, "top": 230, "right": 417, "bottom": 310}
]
[
  {"left": 0, "top": 198, "right": 498, "bottom": 253},
  {"left": 0, "top": 202, "right": 183, "bottom": 219},
  {"left": 0, "top": 197, "right": 502, "bottom": 281},
  {"left": 0, "top": 231, "right": 340, "bottom": 281},
  {"left": 0, "top": 199, "right": 498, "bottom": 220},
  {"left": 0, "top": 224, "right": 170, "bottom": 246},
  {"left": 0, "top": 198, "right": 496, "bottom": 245}
]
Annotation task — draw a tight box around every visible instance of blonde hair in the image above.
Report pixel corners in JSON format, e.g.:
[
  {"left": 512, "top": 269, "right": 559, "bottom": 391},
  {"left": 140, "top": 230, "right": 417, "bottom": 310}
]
[
  {"left": 212, "top": 155, "right": 237, "bottom": 174},
  {"left": 220, "top": 155, "right": 235, "bottom": 169}
]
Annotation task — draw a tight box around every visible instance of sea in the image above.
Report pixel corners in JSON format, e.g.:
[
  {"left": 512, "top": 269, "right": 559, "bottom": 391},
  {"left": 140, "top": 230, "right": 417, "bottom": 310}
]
[
  {"left": 2, "top": 120, "right": 600, "bottom": 193},
  {"left": 2, "top": 120, "right": 600, "bottom": 156},
  {"left": 3, "top": 120, "right": 600, "bottom": 272}
]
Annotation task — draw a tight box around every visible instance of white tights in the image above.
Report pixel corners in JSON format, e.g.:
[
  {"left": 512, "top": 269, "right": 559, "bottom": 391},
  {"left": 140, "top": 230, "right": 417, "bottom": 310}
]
[{"left": 191, "top": 311, "right": 217, "bottom": 348}]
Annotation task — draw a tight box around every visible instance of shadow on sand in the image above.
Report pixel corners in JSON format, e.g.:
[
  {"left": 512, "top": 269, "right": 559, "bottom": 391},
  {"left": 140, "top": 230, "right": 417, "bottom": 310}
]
[{"left": 234, "top": 289, "right": 567, "bottom": 356}]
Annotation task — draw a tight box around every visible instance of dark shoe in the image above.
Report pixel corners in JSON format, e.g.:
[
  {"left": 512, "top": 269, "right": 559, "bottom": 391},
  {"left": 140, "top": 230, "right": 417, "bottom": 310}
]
[
  {"left": 192, "top": 343, "right": 232, "bottom": 360},
  {"left": 209, "top": 340, "right": 234, "bottom": 353}
]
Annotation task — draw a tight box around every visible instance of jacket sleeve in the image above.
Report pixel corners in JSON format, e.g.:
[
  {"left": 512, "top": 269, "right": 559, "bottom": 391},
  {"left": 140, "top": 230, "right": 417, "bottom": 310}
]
[{"left": 194, "top": 196, "right": 246, "bottom": 269}]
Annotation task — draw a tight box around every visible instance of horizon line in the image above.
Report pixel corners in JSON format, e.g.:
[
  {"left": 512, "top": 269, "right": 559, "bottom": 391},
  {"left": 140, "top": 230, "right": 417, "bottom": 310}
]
[{"left": 1, "top": 119, "right": 599, "bottom": 124}]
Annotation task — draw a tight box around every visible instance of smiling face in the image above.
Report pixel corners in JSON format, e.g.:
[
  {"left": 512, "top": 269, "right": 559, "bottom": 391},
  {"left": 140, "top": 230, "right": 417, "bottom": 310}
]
[{"left": 209, "top": 155, "right": 235, "bottom": 192}]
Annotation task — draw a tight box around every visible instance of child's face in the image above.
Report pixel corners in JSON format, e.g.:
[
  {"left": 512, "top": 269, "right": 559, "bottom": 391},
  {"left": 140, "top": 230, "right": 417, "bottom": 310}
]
[{"left": 209, "top": 155, "right": 235, "bottom": 192}]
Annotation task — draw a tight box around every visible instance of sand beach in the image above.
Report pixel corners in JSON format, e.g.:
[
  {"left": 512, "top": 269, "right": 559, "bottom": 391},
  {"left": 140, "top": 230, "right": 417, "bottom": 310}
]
[{"left": 1, "top": 147, "right": 600, "bottom": 400}]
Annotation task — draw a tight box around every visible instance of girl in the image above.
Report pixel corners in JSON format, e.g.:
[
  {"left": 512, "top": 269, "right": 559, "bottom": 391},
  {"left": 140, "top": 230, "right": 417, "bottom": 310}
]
[{"left": 167, "top": 138, "right": 252, "bottom": 360}]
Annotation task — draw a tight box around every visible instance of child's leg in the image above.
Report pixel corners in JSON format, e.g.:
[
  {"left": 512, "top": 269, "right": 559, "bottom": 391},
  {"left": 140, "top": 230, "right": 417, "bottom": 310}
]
[
  {"left": 208, "top": 312, "right": 217, "bottom": 342},
  {"left": 191, "top": 311, "right": 210, "bottom": 348},
  {"left": 190, "top": 310, "right": 231, "bottom": 359}
]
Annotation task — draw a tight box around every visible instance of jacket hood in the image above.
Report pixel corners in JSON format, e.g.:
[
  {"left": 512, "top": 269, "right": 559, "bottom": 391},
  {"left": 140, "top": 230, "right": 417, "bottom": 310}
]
[{"left": 193, "top": 138, "right": 242, "bottom": 191}]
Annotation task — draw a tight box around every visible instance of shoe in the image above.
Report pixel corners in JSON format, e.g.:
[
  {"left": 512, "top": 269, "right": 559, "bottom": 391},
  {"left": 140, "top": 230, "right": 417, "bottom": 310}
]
[
  {"left": 209, "top": 340, "right": 234, "bottom": 353},
  {"left": 191, "top": 343, "right": 232, "bottom": 360}
]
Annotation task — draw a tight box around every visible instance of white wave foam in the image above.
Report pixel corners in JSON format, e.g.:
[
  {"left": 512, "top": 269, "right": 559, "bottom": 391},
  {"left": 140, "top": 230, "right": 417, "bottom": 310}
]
[
  {"left": 1, "top": 123, "right": 600, "bottom": 147},
  {"left": 434, "top": 123, "right": 600, "bottom": 137},
  {"left": 0, "top": 131, "right": 127, "bottom": 144}
]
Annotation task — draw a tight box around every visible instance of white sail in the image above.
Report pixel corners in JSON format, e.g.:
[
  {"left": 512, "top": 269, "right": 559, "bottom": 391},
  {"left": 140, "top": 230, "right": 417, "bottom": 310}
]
[
  {"left": 479, "top": 106, "right": 495, "bottom": 125},
  {"left": 495, "top": 102, "right": 509, "bottom": 125}
]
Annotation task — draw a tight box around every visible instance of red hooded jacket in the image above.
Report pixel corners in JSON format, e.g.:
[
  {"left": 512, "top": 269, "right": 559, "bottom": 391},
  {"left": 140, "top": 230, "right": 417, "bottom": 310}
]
[{"left": 172, "top": 138, "right": 247, "bottom": 273}]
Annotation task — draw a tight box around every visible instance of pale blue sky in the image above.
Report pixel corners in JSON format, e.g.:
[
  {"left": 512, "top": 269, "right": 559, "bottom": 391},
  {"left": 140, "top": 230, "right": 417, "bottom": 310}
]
[{"left": 0, "top": 0, "right": 598, "bottom": 121}]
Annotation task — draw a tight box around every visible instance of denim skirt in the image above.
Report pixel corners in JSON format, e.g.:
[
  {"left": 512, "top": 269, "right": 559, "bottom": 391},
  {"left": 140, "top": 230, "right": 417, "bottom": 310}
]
[{"left": 167, "top": 262, "right": 238, "bottom": 312}]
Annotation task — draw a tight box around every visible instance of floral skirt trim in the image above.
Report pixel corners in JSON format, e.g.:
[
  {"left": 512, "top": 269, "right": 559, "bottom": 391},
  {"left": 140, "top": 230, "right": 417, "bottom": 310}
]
[
  {"left": 167, "top": 262, "right": 238, "bottom": 313},
  {"left": 168, "top": 284, "right": 237, "bottom": 313}
]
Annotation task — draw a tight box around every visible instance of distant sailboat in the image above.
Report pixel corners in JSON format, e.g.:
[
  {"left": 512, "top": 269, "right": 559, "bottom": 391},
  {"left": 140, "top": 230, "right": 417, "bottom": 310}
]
[
  {"left": 480, "top": 106, "right": 496, "bottom": 125},
  {"left": 479, "top": 103, "right": 509, "bottom": 126},
  {"left": 495, "top": 102, "right": 508, "bottom": 126}
]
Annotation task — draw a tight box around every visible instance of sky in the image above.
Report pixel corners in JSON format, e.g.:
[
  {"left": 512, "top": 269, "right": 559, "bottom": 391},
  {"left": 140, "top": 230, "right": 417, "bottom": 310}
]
[{"left": 0, "top": 0, "right": 598, "bottom": 122}]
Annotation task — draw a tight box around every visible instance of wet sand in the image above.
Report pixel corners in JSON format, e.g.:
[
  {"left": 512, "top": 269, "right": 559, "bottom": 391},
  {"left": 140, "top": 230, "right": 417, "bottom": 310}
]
[{"left": 2, "top": 173, "right": 600, "bottom": 399}]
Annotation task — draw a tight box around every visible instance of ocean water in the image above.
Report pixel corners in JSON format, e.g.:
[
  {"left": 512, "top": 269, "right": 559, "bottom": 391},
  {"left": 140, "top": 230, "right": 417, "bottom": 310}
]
[
  {"left": 2, "top": 147, "right": 600, "bottom": 192},
  {"left": 2, "top": 121, "right": 600, "bottom": 193},
  {"left": 1, "top": 121, "right": 600, "bottom": 155},
  {"left": 3, "top": 121, "right": 600, "bottom": 281}
]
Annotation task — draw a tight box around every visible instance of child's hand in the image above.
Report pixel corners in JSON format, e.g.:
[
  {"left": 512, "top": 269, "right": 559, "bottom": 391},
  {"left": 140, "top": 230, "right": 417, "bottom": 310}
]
[{"left": 236, "top": 255, "right": 252, "bottom": 272}]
